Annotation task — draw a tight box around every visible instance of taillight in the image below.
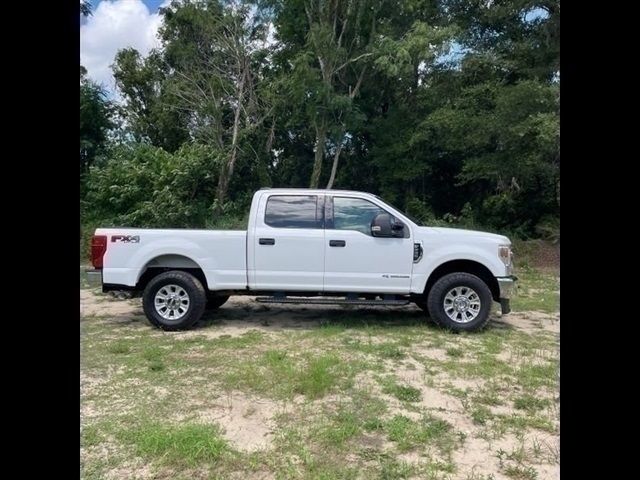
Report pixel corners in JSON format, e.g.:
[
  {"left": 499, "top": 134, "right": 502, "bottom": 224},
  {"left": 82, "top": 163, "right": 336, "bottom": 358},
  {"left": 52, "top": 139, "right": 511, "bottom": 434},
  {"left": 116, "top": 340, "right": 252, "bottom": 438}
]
[{"left": 91, "top": 235, "right": 107, "bottom": 269}]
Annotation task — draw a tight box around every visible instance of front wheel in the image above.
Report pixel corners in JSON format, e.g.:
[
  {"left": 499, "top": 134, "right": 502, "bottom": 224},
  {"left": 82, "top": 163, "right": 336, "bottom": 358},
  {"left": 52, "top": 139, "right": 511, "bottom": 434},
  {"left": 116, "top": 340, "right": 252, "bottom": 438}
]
[
  {"left": 427, "top": 272, "right": 492, "bottom": 332},
  {"left": 142, "top": 271, "right": 207, "bottom": 330}
]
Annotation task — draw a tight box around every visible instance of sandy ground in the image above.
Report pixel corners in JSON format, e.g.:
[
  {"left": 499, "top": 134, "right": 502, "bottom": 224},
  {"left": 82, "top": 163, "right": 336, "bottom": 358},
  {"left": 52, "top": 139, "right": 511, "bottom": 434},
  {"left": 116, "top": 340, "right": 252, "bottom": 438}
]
[{"left": 81, "top": 290, "right": 559, "bottom": 479}]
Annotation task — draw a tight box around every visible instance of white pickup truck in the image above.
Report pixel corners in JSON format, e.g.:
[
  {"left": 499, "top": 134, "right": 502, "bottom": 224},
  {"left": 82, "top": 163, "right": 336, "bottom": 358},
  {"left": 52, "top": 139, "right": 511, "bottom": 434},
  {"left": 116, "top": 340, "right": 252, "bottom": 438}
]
[{"left": 88, "top": 188, "right": 516, "bottom": 332}]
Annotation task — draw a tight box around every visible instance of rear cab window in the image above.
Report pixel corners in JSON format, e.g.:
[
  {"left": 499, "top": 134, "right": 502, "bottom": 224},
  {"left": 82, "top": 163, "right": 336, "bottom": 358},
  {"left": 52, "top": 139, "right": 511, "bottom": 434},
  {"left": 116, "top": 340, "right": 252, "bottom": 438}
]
[{"left": 264, "top": 195, "right": 324, "bottom": 229}]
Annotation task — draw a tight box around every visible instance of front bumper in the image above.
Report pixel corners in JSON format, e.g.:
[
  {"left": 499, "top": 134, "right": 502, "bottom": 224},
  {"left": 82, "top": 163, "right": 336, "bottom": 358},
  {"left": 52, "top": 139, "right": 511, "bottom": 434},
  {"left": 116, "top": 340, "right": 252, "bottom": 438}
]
[{"left": 497, "top": 275, "right": 517, "bottom": 314}]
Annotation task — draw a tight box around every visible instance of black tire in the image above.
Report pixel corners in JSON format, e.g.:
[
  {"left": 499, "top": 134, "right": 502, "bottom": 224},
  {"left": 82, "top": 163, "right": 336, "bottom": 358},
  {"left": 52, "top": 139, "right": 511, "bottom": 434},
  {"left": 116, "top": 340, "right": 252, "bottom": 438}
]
[
  {"left": 206, "top": 294, "right": 230, "bottom": 310},
  {"left": 426, "top": 272, "right": 492, "bottom": 332},
  {"left": 142, "top": 271, "right": 207, "bottom": 331},
  {"left": 414, "top": 299, "right": 441, "bottom": 325}
]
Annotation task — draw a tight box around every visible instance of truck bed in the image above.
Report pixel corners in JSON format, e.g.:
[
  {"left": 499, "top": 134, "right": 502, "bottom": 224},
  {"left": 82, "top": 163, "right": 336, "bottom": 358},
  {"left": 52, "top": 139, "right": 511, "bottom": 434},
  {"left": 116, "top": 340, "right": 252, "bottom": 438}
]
[{"left": 95, "top": 228, "right": 248, "bottom": 290}]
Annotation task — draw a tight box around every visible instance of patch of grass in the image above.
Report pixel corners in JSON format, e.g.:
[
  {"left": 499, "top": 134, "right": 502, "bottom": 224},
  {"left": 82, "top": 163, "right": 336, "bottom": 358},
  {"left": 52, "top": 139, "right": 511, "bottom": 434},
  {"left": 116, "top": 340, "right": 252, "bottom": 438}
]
[
  {"left": 497, "top": 414, "right": 555, "bottom": 434},
  {"left": 502, "top": 464, "right": 538, "bottom": 480},
  {"left": 378, "top": 458, "right": 415, "bottom": 479},
  {"left": 446, "top": 347, "right": 464, "bottom": 358},
  {"left": 297, "top": 354, "right": 344, "bottom": 398},
  {"left": 514, "top": 363, "right": 558, "bottom": 390},
  {"left": 377, "top": 343, "right": 406, "bottom": 359},
  {"left": 513, "top": 395, "right": 550, "bottom": 412},
  {"left": 206, "top": 330, "right": 265, "bottom": 349},
  {"left": 107, "top": 341, "right": 131, "bottom": 355},
  {"left": 363, "top": 418, "right": 385, "bottom": 432},
  {"left": 119, "top": 422, "right": 229, "bottom": 467},
  {"left": 439, "top": 353, "right": 512, "bottom": 381},
  {"left": 148, "top": 361, "right": 165, "bottom": 372},
  {"left": 81, "top": 425, "right": 101, "bottom": 447},
  {"left": 306, "top": 463, "right": 360, "bottom": 480},
  {"left": 472, "top": 384, "right": 504, "bottom": 406},
  {"left": 471, "top": 405, "right": 493, "bottom": 426},
  {"left": 223, "top": 351, "right": 351, "bottom": 400},
  {"left": 342, "top": 338, "right": 406, "bottom": 359},
  {"left": 315, "top": 391, "right": 388, "bottom": 449},
  {"left": 142, "top": 346, "right": 166, "bottom": 372},
  {"left": 511, "top": 266, "right": 559, "bottom": 313},
  {"left": 142, "top": 346, "right": 164, "bottom": 362},
  {"left": 379, "top": 377, "right": 421, "bottom": 402},
  {"left": 386, "top": 414, "right": 458, "bottom": 455},
  {"left": 316, "top": 409, "right": 361, "bottom": 448},
  {"left": 80, "top": 266, "right": 91, "bottom": 289},
  {"left": 479, "top": 331, "right": 506, "bottom": 354},
  {"left": 317, "top": 323, "right": 348, "bottom": 337}
]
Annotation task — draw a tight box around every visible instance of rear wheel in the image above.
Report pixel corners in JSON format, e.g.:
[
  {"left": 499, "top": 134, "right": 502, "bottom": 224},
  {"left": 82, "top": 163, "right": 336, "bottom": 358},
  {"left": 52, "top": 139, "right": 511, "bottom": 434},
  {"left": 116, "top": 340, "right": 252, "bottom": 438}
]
[
  {"left": 142, "top": 271, "right": 206, "bottom": 330},
  {"left": 426, "top": 272, "right": 492, "bottom": 332}
]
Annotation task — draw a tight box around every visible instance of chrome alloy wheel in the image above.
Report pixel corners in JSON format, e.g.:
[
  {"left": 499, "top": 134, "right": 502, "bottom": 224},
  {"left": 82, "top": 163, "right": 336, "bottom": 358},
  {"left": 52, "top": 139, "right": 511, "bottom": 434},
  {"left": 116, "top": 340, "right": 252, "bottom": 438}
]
[
  {"left": 443, "top": 286, "right": 481, "bottom": 323},
  {"left": 154, "top": 284, "right": 190, "bottom": 320}
]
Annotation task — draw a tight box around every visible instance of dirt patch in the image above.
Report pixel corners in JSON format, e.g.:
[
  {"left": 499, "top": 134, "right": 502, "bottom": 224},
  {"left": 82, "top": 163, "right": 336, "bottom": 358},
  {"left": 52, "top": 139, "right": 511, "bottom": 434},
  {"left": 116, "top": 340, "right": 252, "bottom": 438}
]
[
  {"left": 494, "top": 310, "right": 560, "bottom": 334},
  {"left": 81, "top": 289, "right": 143, "bottom": 318},
  {"left": 104, "top": 461, "right": 154, "bottom": 480},
  {"left": 454, "top": 431, "right": 559, "bottom": 480},
  {"left": 193, "top": 392, "right": 290, "bottom": 452}
]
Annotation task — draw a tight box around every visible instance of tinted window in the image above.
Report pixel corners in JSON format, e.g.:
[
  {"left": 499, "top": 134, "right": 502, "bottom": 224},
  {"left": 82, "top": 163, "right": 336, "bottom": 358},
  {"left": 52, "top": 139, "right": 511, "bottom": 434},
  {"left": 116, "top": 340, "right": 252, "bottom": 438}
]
[
  {"left": 333, "top": 197, "right": 385, "bottom": 235},
  {"left": 265, "top": 195, "right": 321, "bottom": 229}
]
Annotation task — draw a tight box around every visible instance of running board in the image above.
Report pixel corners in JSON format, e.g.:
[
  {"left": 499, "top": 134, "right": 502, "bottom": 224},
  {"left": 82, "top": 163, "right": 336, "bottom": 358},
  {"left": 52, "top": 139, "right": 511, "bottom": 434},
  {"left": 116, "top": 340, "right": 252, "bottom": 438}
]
[{"left": 255, "top": 296, "right": 409, "bottom": 306}]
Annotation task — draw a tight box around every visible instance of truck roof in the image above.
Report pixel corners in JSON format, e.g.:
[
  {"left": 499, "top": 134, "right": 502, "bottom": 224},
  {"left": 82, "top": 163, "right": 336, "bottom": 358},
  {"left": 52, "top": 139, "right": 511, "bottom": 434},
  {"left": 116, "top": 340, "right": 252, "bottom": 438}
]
[{"left": 258, "top": 188, "right": 375, "bottom": 197}]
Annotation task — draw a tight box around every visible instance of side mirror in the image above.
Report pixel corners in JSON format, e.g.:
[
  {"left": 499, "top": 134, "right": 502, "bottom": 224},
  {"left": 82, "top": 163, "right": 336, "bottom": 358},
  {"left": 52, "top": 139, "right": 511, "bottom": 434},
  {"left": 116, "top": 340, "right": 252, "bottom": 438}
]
[{"left": 371, "top": 213, "right": 404, "bottom": 237}]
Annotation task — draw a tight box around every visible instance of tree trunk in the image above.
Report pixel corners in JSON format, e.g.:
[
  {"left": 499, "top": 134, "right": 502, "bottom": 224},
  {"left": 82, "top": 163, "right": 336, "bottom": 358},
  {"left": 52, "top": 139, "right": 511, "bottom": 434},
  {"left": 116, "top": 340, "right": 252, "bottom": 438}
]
[
  {"left": 326, "top": 140, "right": 344, "bottom": 189},
  {"left": 309, "top": 122, "right": 327, "bottom": 188},
  {"left": 215, "top": 74, "right": 245, "bottom": 216}
]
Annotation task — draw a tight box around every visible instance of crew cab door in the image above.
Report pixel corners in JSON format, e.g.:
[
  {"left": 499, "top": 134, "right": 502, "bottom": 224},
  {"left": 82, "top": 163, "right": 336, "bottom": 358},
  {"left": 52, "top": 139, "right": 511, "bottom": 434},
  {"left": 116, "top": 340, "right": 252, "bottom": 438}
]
[
  {"left": 251, "top": 193, "right": 325, "bottom": 291},
  {"left": 323, "top": 196, "right": 414, "bottom": 293}
]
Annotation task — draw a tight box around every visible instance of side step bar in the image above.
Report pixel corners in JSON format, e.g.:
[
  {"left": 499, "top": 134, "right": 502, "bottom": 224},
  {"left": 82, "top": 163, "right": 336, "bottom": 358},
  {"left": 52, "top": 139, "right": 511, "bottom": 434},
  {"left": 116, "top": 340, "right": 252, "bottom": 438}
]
[{"left": 255, "top": 296, "right": 410, "bottom": 306}]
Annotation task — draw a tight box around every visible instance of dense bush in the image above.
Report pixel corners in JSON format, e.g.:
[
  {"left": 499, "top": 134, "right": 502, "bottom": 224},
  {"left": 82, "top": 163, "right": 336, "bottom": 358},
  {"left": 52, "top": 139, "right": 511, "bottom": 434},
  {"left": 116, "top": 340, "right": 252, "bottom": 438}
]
[{"left": 84, "top": 143, "right": 223, "bottom": 228}]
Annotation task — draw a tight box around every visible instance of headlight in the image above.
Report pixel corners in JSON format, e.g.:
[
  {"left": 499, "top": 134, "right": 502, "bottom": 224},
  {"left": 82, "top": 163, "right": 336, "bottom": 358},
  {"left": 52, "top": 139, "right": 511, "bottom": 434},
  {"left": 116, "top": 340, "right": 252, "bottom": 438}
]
[{"left": 498, "top": 245, "right": 512, "bottom": 267}]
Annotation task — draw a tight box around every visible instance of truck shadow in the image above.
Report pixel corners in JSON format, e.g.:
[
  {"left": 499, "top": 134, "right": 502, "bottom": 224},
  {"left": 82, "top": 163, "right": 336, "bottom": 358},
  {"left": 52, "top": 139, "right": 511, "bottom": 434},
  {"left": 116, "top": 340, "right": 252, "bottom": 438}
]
[{"left": 193, "top": 301, "right": 512, "bottom": 333}]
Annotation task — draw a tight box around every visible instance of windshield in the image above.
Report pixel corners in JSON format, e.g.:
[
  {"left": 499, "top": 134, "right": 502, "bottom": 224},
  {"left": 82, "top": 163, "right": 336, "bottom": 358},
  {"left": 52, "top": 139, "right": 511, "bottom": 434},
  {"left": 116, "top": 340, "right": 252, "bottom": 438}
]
[{"left": 374, "top": 195, "right": 423, "bottom": 226}]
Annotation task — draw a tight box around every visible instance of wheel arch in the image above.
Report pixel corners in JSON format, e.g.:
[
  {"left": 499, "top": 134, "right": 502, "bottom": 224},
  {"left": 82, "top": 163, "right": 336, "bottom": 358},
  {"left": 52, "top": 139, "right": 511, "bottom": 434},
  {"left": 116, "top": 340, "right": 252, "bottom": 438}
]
[
  {"left": 423, "top": 259, "right": 499, "bottom": 302},
  {"left": 136, "top": 254, "right": 209, "bottom": 291}
]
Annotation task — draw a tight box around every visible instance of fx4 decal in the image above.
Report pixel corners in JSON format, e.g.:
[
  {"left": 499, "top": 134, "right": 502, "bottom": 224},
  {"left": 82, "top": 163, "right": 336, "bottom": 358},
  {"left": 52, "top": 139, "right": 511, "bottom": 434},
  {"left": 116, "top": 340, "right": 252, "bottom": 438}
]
[{"left": 111, "top": 235, "right": 140, "bottom": 243}]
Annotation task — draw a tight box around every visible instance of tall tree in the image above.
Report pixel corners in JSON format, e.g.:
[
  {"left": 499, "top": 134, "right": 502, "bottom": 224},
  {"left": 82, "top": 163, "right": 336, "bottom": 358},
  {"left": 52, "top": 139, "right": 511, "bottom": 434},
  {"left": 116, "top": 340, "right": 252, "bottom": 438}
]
[
  {"left": 159, "top": 0, "right": 273, "bottom": 214},
  {"left": 113, "top": 49, "right": 190, "bottom": 152},
  {"left": 271, "top": 0, "right": 385, "bottom": 188},
  {"left": 80, "top": 66, "right": 113, "bottom": 174}
]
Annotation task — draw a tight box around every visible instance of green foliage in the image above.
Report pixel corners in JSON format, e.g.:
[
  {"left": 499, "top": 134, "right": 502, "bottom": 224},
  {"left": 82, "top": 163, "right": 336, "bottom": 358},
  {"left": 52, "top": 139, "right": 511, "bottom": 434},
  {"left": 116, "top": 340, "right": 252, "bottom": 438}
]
[
  {"left": 84, "top": 143, "right": 233, "bottom": 228},
  {"left": 386, "top": 414, "right": 458, "bottom": 454},
  {"left": 113, "top": 49, "right": 189, "bottom": 152},
  {"left": 120, "top": 422, "right": 229, "bottom": 466},
  {"left": 80, "top": 66, "right": 114, "bottom": 175},
  {"left": 82, "top": 0, "right": 559, "bottom": 239}
]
